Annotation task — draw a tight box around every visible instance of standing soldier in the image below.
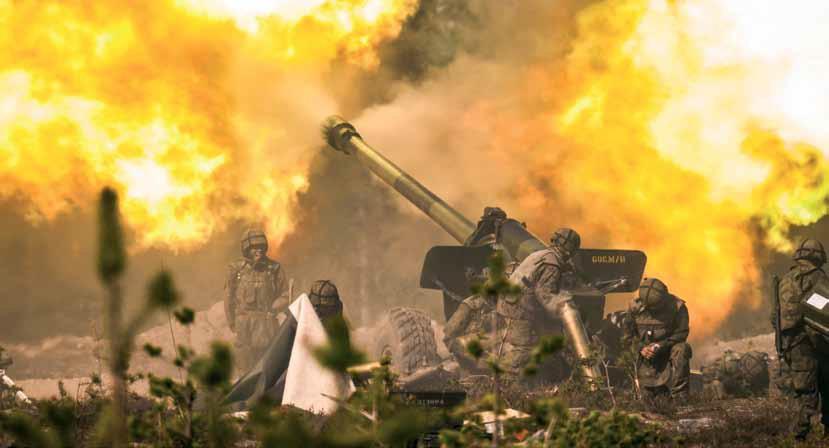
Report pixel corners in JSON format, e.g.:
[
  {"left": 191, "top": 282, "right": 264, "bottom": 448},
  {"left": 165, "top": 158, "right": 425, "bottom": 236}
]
[
  {"left": 624, "top": 278, "right": 692, "bottom": 399},
  {"left": 772, "top": 239, "right": 828, "bottom": 440},
  {"left": 225, "top": 229, "right": 290, "bottom": 372},
  {"left": 496, "top": 227, "right": 581, "bottom": 376}
]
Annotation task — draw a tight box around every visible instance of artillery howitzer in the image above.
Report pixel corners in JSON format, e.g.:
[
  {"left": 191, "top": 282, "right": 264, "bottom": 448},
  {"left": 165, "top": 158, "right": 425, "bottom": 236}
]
[{"left": 323, "top": 117, "right": 646, "bottom": 384}]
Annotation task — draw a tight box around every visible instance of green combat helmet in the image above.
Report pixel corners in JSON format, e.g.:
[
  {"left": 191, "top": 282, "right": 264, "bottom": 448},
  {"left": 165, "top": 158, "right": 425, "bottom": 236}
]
[
  {"left": 794, "top": 238, "right": 827, "bottom": 267},
  {"left": 241, "top": 228, "right": 268, "bottom": 258},
  {"left": 309, "top": 280, "right": 343, "bottom": 322},
  {"left": 551, "top": 228, "right": 580, "bottom": 259},
  {"left": 638, "top": 278, "right": 669, "bottom": 309}
]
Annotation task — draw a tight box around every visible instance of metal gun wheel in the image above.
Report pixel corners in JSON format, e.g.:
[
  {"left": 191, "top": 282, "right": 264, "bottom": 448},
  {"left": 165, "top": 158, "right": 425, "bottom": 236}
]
[{"left": 374, "top": 307, "right": 441, "bottom": 376}]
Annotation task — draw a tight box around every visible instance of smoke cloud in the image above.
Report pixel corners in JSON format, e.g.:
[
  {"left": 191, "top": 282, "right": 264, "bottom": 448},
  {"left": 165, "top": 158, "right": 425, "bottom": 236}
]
[{"left": 2, "top": 0, "right": 829, "bottom": 355}]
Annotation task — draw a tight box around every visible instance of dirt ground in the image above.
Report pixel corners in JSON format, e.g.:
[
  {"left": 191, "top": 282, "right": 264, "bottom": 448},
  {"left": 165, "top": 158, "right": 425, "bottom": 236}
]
[
  {"left": 5, "top": 304, "right": 826, "bottom": 446},
  {"left": 2, "top": 301, "right": 776, "bottom": 401}
]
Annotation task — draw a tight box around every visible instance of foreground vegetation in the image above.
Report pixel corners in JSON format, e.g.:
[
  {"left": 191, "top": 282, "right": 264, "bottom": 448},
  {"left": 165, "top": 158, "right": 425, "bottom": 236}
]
[{"left": 0, "top": 189, "right": 822, "bottom": 447}]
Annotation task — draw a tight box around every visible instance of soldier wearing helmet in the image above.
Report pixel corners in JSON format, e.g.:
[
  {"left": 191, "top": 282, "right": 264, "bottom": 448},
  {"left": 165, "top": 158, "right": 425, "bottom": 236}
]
[
  {"left": 224, "top": 228, "right": 290, "bottom": 372},
  {"left": 773, "top": 238, "right": 828, "bottom": 440},
  {"left": 308, "top": 280, "right": 344, "bottom": 326},
  {"left": 443, "top": 261, "right": 524, "bottom": 376},
  {"left": 493, "top": 227, "right": 584, "bottom": 375},
  {"left": 624, "top": 277, "right": 692, "bottom": 399}
]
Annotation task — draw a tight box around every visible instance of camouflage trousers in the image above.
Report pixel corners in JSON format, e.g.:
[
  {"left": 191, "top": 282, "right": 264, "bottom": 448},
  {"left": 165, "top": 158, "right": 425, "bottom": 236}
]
[
  {"left": 233, "top": 311, "right": 278, "bottom": 373},
  {"left": 497, "top": 341, "right": 533, "bottom": 377},
  {"left": 781, "top": 330, "right": 829, "bottom": 438},
  {"left": 495, "top": 341, "right": 569, "bottom": 385},
  {"left": 639, "top": 342, "right": 692, "bottom": 399},
  {"left": 448, "top": 337, "right": 490, "bottom": 376}
]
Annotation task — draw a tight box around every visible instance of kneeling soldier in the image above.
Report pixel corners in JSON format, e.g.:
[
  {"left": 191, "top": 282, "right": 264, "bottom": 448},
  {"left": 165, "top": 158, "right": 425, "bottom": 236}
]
[{"left": 624, "top": 278, "right": 692, "bottom": 399}]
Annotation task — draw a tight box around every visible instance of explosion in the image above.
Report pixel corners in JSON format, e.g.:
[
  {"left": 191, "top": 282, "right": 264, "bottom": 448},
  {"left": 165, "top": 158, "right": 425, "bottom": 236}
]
[
  {"left": 353, "top": 0, "right": 829, "bottom": 338},
  {"left": 2, "top": 0, "right": 827, "bottom": 338},
  {"left": 177, "top": 0, "right": 415, "bottom": 69},
  {"left": 0, "top": 0, "right": 414, "bottom": 250},
  {"left": 547, "top": 0, "right": 829, "bottom": 334}
]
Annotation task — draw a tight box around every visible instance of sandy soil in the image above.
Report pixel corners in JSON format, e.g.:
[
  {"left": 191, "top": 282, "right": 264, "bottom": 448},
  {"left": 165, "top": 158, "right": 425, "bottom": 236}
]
[{"left": 2, "top": 301, "right": 232, "bottom": 399}]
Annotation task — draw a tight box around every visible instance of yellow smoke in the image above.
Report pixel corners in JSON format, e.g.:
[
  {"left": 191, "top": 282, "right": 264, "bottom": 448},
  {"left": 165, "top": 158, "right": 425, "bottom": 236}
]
[
  {"left": 546, "top": 0, "right": 829, "bottom": 335},
  {"left": 3, "top": 0, "right": 828, "bottom": 339},
  {"left": 355, "top": 0, "right": 829, "bottom": 338},
  {"left": 0, "top": 0, "right": 414, "bottom": 250}
]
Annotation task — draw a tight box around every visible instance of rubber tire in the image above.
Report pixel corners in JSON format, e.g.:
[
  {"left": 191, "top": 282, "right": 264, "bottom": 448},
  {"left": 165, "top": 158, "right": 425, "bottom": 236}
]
[{"left": 374, "top": 307, "right": 441, "bottom": 376}]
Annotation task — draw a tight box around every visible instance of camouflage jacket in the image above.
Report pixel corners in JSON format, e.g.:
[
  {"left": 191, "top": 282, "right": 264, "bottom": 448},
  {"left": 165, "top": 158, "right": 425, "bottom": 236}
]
[
  {"left": 444, "top": 295, "right": 495, "bottom": 343},
  {"left": 624, "top": 294, "right": 689, "bottom": 355},
  {"left": 224, "top": 257, "right": 288, "bottom": 327},
  {"left": 774, "top": 260, "right": 827, "bottom": 332},
  {"left": 493, "top": 248, "right": 574, "bottom": 347},
  {"left": 505, "top": 247, "right": 573, "bottom": 307}
]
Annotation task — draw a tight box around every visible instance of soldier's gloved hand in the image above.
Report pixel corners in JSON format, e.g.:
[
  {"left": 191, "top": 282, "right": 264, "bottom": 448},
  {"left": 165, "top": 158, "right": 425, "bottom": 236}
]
[{"left": 640, "top": 343, "right": 660, "bottom": 359}]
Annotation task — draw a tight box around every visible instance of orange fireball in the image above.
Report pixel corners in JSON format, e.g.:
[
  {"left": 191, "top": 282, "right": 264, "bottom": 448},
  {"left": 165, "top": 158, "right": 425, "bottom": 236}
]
[{"left": 0, "top": 0, "right": 415, "bottom": 250}]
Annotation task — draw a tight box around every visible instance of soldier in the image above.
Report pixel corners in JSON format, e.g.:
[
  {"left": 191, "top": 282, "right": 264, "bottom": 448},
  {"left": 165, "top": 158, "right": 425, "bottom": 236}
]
[
  {"left": 225, "top": 228, "right": 290, "bottom": 372},
  {"left": 623, "top": 278, "right": 692, "bottom": 399},
  {"left": 444, "top": 263, "right": 521, "bottom": 374},
  {"left": 772, "top": 238, "right": 829, "bottom": 440},
  {"left": 224, "top": 280, "right": 346, "bottom": 410},
  {"left": 444, "top": 293, "right": 495, "bottom": 374},
  {"left": 495, "top": 227, "right": 582, "bottom": 376},
  {"left": 308, "top": 280, "right": 344, "bottom": 326}
]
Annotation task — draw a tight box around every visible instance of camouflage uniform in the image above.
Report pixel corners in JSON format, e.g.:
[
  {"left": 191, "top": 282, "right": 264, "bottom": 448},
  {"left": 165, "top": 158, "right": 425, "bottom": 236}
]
[
  {"left": 225, "top": 229, "right": 289, "bottom": 372},
  {"left": 624, "top": 278, "right": 692, "bottom": 398},
  {"left": 772, "top": 239, "right": 828, "bottom": 439},
  {"left": 443, "top": 294, "right": 495, "bottom": 373},
  {"left": 496, "top": 228, "right": 580, "bottom": 376}
]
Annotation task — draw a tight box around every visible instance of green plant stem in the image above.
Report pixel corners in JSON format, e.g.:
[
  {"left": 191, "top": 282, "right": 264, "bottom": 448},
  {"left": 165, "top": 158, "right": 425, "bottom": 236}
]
[
  {"left": 491, "top": 295, "right": 500, "bottom": 448},
  {"left": 167, "top": 311, "right": 184, "bottom": 384},
  {"left": 106, "top": 280, "right": 127, "bottom": 448}
]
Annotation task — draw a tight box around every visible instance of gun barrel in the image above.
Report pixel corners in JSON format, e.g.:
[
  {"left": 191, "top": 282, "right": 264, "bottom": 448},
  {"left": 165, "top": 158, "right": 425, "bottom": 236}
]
[{"left": 324, "top": 116, "right": 475, "bottom": 243}]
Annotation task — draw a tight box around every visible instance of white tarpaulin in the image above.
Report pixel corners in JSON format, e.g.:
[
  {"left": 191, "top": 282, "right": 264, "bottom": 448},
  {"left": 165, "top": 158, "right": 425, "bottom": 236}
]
[
  {"left": 282, "top": 294, "right": 355, "bottom": 414},
  {"left": 223, "top": 294, "right": 355, "bottom": 414}
]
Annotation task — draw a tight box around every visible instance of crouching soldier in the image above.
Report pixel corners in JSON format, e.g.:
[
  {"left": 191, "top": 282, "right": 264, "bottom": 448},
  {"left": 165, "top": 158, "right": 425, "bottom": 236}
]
[
  {"left": 308, "top": 280, "right": 344, "bottom": 326},
  {"left": 443, "top": 293, "right": 495, "bottom": 375},
  {"left": 624, "top": 278, "right": 692, "bottom": 399}
]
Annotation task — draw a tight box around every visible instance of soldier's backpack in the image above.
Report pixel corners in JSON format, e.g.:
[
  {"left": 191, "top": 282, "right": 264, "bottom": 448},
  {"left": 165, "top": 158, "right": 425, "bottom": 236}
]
[{"left": 701, "top": 350, "right": 770, "bottom": 399}]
